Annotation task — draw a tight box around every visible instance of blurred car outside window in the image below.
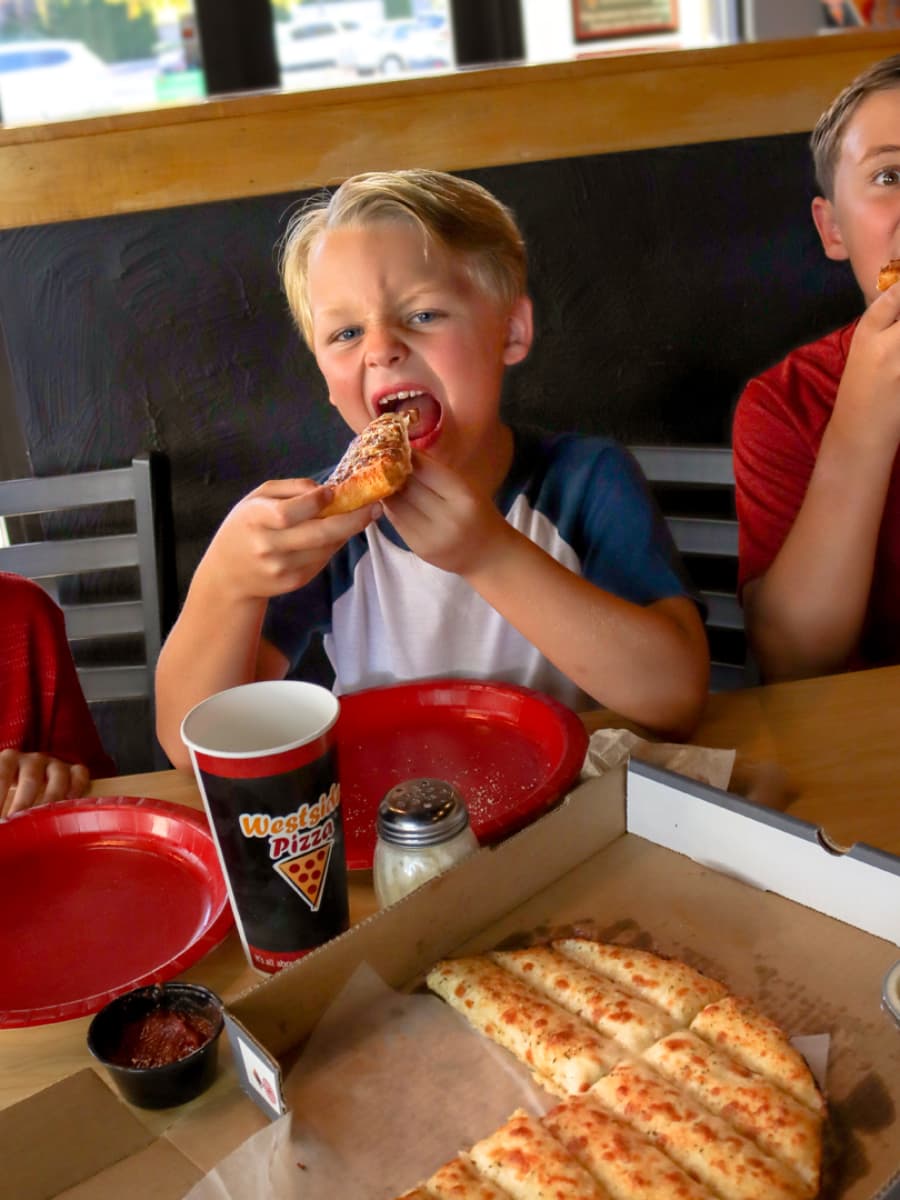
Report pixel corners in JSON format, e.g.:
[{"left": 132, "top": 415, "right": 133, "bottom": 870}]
[
  {"left": 0, "top": 38, "right": 111, "bottom": 123},
  {"left": 349, "top": 14, "right": 452, "bottom": 77},
  {"left": 0, "top": 5, "right": 204, "bottom": 128},
  {"left": 275, "top": 16, "right": 363, "bottom": 73}
]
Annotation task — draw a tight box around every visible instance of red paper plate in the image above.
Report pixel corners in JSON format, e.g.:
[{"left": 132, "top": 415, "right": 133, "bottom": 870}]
[
  {"left": 0, "top": 796, "right": 233, "bottom": 1028},
  {"left": 338, "top": 680, "right": 589, "bottom": 870}
]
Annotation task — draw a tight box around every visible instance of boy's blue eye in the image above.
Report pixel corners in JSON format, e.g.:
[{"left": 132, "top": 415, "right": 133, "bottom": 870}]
[
  {"left": 410, "top": 310, "right": 438, "bottom": 325},
  {"left": 334, "top": 327, "right": 360, "bottom": 343}
]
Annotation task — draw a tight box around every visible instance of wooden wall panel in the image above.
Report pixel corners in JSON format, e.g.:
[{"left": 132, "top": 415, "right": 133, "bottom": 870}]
[{"left": 0, "top": 30, "right": 898, "bottom": 229}]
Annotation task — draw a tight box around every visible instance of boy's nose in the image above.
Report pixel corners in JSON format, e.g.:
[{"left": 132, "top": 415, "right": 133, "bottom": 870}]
[{"left": 364, "top": 327, "right": 407, "bottom": 368}]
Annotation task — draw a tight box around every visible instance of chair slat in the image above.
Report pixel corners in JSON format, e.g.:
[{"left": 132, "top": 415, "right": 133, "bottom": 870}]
[
  {"left": 700, "top": 590, "right": 743, "bottom": 631},
  {"left": 668, "top": 516, "right": 739, "bottom": 557},
  {"left": 0, "top": 533, "right": 140, "bottom": 578},
  {"left": 0, "top": 467, "right": 136, "bottom": 516},
  {"left": 61, "top": 600, "right": 145, "bottom": 641},
  {"left": 631, "top": 445, "right": 735, "bottom": 486},
  {"left": 77, "top": 664, "right": 151, "bottom": 704}
]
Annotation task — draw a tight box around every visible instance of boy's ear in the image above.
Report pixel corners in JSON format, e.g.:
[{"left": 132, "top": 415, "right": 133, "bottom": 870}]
[
  {"left": 811, "top": 196, "right": 850, "bottom": 262},
  {"left": 503, "top": 296, "right": 534, "bottom": 366}
]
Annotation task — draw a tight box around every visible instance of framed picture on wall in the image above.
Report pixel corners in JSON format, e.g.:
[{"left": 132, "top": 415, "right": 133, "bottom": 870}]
[{"left": 572, "top": 0, "right": 679, "bottom": 42}]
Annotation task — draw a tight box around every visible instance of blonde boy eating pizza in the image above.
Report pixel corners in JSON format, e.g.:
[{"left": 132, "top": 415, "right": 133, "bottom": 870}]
[{"left": 156, "top": 169, "right": 708, "bottom": 766}]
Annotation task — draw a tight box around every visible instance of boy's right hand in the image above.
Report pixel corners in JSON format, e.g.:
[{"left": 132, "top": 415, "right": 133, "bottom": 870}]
[
  {"left": 832, "top": 282, "right": 900, "bottom": 453},
  {"left": 200, "top": 478, "right": 379, "bottom": 602}
]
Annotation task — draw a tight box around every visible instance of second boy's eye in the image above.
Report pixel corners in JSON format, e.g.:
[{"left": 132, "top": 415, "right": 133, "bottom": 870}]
[
  {"left": 873, "top": 167, "right": 900, "bottom": 186},
  {"left": 409, "top": 310, "right": 441, "bottom": 326}
]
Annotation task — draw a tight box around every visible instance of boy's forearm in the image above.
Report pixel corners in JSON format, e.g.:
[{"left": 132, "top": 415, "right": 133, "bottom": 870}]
[
  {"left": 744, "top": 423, "right": 892, "bottom": 681},
  {"left": 155, "top": 570, "right": 270, "bottom": 768},
  {"left": 463, "top": 530, "right": 708, "bottom": 738}
]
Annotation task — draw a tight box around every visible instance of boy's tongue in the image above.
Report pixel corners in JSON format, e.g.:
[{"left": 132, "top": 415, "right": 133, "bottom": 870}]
[{"left": 396, "top": 393, "right": 441, "bottom": 440}]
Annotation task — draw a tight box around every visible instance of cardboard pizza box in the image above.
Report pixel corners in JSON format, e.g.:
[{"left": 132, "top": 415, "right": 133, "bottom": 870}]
[{"left": 6, "top": 762, "right": 900, "bottom": 1200}]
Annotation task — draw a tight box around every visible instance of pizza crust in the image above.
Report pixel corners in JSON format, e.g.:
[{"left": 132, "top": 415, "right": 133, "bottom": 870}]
[
  {"left": 426, "top": 955, "right": 626, "bottom": 1096},
  {"left": 425, "top": 1154, "right": 513, "bottom": 1199},
  {"left": 319, "top": 411, "right": 412, "bottom": 516},
  {"left": 468, "top": 1109, "right": 608, "bottom": 1199},
  {"left": 877, "top": 259, "right": 900, "bottom": 291}
]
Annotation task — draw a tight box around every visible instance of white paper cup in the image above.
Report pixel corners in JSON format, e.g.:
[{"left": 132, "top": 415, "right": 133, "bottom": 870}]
[{"left": 181, "top": 681, "right": 348, "bottom": 974}]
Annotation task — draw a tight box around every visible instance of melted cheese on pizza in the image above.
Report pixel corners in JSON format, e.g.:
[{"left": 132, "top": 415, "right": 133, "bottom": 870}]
[
  {"left": 554, "top": 939, "right": 728, "bottom": 1023},
  {"left": 590, "top": 1060, "right": 806, "bottom": 1200},
  {"left": 543, "top": 1093, "right": 716, "bottom": 1200},
  {"left": 426, "top": 956, "right": 625, "bottom": 1096},
  {"left": 690, "top": 995, "right": 825, "bottom": 1114},
  {"left": 469, "top": 1110, "right": 608, "bottom": 1199},
  {"left": 426, "top": 1154, "right": 515, "bottom": 1200},
  {"left": 491, "top": 946, "right": 677, "bottom": 1053}
]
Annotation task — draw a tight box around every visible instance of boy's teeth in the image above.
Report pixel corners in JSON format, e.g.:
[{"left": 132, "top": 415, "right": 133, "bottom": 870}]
[{"left": 383, "top": 389, "right": 423, "bottom": 405}]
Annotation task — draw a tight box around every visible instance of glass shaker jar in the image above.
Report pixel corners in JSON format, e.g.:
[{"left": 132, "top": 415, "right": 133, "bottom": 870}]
[{"left": 373, "top": 778, "right": 479, "bottom": 908}]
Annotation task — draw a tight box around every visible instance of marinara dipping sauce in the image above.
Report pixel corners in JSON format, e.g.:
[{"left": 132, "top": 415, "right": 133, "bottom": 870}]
[
  {"left": 87, "top": 982, "right": 225, "bottom": 1109},
  {"left": 109, "top": 1006, "right": 217, "bottom": 1069}
]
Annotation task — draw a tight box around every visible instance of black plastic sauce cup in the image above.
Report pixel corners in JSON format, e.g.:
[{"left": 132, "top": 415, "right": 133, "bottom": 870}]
[{"left": 87, "top": 982, "right": 225, "bottom": 1109}]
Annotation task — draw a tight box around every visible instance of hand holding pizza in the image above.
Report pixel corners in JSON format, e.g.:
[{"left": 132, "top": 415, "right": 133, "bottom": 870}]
[
  {"left": 0, "top": 749, "right": 90, "bottom": 819},
  {"left": 382, "top": 454, "right": 515, "bottom": 578},
  {"left": 830, "top": 278, "right": 900, "bottom": 452},
  {"left": 201, "top": 476, "right": 379, "bottom": 602}
]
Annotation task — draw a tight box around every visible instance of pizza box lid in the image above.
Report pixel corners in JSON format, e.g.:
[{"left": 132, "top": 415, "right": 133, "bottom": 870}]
[{"left": 5, "top": 762, "right": 900, "bottom": 1199}]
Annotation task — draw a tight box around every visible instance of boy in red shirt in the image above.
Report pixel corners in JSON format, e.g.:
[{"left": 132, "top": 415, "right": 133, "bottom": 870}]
[
  {"left": 733, "top": 53, "right": 900, "bottom": 680},
  {"left": 1, "top": 572, "right": 114, "bottom": 817}
]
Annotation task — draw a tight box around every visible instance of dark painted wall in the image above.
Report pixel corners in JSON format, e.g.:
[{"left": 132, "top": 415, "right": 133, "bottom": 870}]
[{"left": 0, "top": 134, "right": 863, "bottom": 768}]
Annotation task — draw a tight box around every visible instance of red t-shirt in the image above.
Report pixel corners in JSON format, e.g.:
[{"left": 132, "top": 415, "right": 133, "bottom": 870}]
[
  {"left": 733, "top": 319, "right": 900, "bottom": 669},
  {"left": 0, "top": 572, "right": 116, "bottom": 777}
]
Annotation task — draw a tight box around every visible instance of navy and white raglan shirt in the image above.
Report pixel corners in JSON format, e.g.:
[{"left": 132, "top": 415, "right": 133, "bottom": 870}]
[{"left": 263, "top": 426, "right": 698, "bottom": 711}]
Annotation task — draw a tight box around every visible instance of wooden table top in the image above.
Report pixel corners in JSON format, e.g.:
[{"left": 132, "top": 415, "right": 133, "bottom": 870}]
[{"left": 2, "top": 663, "right": 898, "bottom": 1115}]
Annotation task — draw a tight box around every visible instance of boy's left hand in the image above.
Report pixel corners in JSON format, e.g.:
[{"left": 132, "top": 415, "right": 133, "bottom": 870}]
[
  {"left": 0, "top": 749, "right": 90, "bottom": 819},
  {"left": 382, "top": 454, "right": 511, "bottom": 575}
]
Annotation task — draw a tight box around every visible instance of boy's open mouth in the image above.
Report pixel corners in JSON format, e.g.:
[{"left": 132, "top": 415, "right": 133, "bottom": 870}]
[{"left": 376, "top": 389, "right": 442, "bottom": 449}]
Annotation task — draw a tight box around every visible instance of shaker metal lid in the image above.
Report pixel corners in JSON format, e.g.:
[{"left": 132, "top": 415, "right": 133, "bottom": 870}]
[{"left": 376, "top": 778, "right": 470, "bottom": 847}]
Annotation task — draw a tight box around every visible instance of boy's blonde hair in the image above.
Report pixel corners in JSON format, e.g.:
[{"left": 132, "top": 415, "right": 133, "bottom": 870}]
[
  {"left": 280, "top": 168, "right": 527, "bottom": 345},
  {"left": 811, "top": 53, "right": 900, "bottom": 199}
]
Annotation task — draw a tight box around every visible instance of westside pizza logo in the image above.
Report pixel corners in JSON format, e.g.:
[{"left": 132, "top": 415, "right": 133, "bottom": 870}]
[
  {"left": 275, "top": 843, "right": 333, "bottom": 912},
  {"left": 237, "top": 782, "right": 340, "bottom": 910}
]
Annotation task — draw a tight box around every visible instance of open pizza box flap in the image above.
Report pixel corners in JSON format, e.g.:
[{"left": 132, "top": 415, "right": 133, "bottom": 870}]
[{"left": 6, "top": 762, "right": 900, "bottom": 1200}]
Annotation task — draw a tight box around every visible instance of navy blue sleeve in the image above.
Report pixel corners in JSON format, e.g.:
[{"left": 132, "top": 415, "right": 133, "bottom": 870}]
[{"left": 521, "top": 432, "right": 700, "bottom": 609}]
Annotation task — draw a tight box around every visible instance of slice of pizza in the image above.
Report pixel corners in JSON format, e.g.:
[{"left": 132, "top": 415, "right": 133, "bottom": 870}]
[
  {"left": 553, "top": 938, "right": 728, "bottom": 1023},
  {"left": 877, "top": 258, "right": 900, "bottom": 291},
  {"left": 542, "top": 1093, "right": 717, "bottom": 1200},
  {"left": 643, "top": 1030, "right": 822, "bottom": 1192},
  {"left": 690, "top": 994, "right": 825, "bottom": 1114},
  {"left": 426, "top": 1154, "right": 515, "bottom": 1199},
  {"left": 491, "top": 946, "right": 677, "bottom": 1053},
  {"left": 468, "top": 1109, "right": 608, "bottom": 1199},
  {"left": 275, "top": 842, "right": 333, "bottom": 911},
  {"left": 318, "top": 411, "right": 413, "bottom": 516},
  {"left": 590, "top": 1060, "right": 809, "bottom": 1200},
  {"left": 425, "top": 956, "right": 626, "bottom": 1096}
]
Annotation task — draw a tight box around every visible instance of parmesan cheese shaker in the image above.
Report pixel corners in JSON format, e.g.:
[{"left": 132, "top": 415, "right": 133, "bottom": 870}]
[{"left": 373, "top": 778, "right": 479, "bottom": 908}]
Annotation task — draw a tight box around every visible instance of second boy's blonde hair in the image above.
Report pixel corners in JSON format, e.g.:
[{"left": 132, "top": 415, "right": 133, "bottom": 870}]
[
  {"left": 811, "top": 53, "right": 900, "bottom": 199},
  {"left": 280, "top": 169, "right": 527, "bottom": 345}
]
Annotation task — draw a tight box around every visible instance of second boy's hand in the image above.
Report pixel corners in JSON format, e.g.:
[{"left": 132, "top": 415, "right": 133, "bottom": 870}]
[{"left": 830, "top": 280, "right": 900, "bottom": 452}]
